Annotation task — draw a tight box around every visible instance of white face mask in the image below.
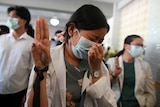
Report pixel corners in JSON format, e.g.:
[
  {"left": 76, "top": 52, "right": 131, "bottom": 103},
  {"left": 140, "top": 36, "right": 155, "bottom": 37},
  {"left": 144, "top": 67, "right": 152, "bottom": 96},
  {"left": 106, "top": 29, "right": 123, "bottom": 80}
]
[
  {"left": 72, "top": 29, "right": 95, "bottom": 60},
  {"left": 7, "top": 17, "right": 20, "bottom": 30},
  {"left": 128, "top": 45, "right": 144, "bottom": 58}
]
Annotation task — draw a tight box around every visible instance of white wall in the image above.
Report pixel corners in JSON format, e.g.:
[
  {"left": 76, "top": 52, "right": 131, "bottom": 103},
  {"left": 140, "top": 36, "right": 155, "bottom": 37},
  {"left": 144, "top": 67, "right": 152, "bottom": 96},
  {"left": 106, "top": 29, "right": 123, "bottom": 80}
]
[{"left": 144, "top": 0, "right": 160, "bottom": 106}]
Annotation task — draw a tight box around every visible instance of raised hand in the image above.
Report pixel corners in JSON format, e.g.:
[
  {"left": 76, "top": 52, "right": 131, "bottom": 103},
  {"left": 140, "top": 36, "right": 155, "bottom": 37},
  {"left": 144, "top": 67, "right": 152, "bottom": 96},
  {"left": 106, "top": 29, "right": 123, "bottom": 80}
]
[
  {"left": 112, "top": 57, "right": 122, "bottom": 76},
  {"left": 31, "top": 17, "right": 51, "bottom": 69}
]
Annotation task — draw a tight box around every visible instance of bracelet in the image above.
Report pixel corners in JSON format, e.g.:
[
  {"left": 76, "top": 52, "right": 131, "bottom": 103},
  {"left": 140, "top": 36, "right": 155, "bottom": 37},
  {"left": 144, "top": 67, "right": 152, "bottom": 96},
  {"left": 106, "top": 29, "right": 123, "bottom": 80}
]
[
  {"left": 34, "top": 66, "right": 48, "bottom": 81},
  {"left": 111, "top": 73, "right": 117, "bottom": 78},
  {"left": 34, "top": 66, "right": 48, "bottom": 73}
]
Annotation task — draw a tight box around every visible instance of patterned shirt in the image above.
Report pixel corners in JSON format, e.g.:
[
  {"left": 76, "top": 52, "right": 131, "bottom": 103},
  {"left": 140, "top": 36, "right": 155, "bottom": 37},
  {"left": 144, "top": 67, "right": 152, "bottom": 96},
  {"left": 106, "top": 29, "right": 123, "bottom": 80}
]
[{"left": 65, "top": 57, "right": 88, "bottom": 107}]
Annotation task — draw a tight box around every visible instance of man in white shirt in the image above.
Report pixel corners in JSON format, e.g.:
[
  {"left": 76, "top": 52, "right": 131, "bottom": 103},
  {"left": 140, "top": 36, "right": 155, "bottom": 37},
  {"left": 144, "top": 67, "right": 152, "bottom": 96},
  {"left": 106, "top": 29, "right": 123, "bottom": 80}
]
[{"left": 0, "top": 6, "right": 33, "bottom": 107}]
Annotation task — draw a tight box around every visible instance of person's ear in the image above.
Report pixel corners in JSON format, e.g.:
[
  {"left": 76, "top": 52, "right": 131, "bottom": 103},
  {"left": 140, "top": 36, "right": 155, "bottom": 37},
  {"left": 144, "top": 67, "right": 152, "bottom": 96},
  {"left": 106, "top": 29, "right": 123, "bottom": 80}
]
[
  {"left": 124, "top": 44, "right": 130, "bottom": 50},
  {"left": 67, "top": 22, "right": 76, "bottom": 37}
]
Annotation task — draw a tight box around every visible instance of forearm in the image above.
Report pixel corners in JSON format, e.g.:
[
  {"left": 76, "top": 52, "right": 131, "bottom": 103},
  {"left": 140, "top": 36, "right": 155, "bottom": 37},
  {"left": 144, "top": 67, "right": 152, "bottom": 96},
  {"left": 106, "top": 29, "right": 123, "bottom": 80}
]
[
  {"left": 87, "top": 76, "right": 117, "bottom": 107},
  {"left": 26, "top": 71, "right": 48, "bottom": 107},
  {"left": 40, "top": 72, "right": 48, "bottom": 107}
]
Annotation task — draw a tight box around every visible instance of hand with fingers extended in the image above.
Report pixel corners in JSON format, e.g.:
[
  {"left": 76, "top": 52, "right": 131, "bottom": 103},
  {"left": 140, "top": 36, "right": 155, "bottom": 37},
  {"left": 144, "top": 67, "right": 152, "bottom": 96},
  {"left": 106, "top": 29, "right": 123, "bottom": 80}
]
[
  {"left": 111, "top": 57, "right": 122, "bottom": 78},
  {"left": 31, "top": 17, "right": 51, "bottom": 69}
]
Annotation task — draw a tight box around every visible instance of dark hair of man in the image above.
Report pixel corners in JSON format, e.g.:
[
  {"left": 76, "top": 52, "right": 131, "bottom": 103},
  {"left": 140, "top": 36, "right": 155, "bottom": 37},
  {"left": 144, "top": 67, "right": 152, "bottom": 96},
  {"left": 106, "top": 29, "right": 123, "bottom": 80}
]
[
  {"left": 64, "top": 4, "right": 110, "bottom": 42},
  {"left": 55, "top": 30, "right": 63, "bottom": 36}
]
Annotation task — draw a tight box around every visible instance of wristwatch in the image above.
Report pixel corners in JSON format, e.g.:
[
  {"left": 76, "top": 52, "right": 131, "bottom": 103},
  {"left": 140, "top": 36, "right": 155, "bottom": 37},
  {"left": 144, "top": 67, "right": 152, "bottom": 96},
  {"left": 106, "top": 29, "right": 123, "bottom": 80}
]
[{"left": 93, "top": 70, "right": 101, "bottom": 78}]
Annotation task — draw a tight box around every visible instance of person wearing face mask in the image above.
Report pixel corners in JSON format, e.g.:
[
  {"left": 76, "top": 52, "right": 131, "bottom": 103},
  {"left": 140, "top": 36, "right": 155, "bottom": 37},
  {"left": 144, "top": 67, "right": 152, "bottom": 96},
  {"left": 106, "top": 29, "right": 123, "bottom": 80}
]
[
  {"left": 106, "top": 35, "right": 156, "bottom": 107},
  {"left": 0, "top": 6, "right": 34, "bottom": 107},
  {"left": 50, "top": 30, "right": 65, "bottom": 48},
  {"left": 55, "top": 30, "right": 65, "bottom": 46},
  {"left": 7, "top": 6, "right": 35, "bottom": 38},
  {"left": 25, "top": 4, "right": 117, "bottom": 107}
]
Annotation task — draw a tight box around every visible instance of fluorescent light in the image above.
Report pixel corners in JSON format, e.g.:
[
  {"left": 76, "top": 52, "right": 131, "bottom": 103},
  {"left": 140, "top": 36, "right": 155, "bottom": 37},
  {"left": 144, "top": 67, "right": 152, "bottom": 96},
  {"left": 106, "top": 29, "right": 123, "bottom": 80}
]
[{"left": 50, "top": 17, "right": 59, "bottom": 26}]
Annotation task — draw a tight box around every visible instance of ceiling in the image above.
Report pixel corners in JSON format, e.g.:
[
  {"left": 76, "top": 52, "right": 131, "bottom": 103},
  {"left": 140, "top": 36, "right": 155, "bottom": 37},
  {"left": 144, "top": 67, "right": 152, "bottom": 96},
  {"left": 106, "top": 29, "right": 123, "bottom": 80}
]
[{"left": 0, "top": 0, "right": 122, "bottom": 37}]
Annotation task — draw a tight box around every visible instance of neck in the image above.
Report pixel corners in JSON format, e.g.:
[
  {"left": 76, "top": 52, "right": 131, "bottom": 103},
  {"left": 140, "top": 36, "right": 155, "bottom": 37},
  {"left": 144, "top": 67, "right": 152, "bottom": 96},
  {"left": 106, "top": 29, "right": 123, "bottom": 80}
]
[
  {"left": 13, "top": 27, "right": 26, "bottom": 39},
  {"left": 64, "top": 41, "right": 80, "bottom": 66},
  {"left": 122, "top": 51, "right": 135, "bottom": 63}
]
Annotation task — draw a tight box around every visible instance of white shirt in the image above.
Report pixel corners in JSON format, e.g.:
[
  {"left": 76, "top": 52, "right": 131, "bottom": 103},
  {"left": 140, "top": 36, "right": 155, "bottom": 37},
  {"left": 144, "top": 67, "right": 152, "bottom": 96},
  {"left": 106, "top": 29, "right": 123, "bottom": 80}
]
[
  {"left": 0, "top": 31, "right": 34, "bottom": 94},
  {"left": 50, "top": 40, "right": 57, "bottom": 48}
]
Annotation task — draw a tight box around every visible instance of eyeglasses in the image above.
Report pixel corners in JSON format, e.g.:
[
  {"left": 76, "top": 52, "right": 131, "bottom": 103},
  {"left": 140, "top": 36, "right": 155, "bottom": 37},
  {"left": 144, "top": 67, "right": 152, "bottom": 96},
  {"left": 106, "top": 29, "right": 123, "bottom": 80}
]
[{"left": 130, "top": 44, "right": 146, "bottom": 48}]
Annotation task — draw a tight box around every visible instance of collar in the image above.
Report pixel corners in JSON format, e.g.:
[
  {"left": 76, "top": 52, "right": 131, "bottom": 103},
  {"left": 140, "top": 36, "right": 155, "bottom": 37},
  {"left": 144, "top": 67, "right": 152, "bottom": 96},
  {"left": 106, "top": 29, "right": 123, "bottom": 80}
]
[{"left": 8, "top": 30, "right": 28, "bottom": 40}]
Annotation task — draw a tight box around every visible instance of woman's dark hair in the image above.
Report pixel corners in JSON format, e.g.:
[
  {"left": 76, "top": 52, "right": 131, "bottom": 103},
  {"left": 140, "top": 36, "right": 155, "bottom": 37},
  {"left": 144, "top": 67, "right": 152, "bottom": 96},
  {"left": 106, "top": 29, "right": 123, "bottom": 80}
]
[
  {"left": 64, "top": 4, "right": 110, "bottom": 42},
  {"left": 115, "top": 34, "right": 142, "bottom": 57},
  {"left": 7, "top": 6, "right": 34, "bottom": 38}
]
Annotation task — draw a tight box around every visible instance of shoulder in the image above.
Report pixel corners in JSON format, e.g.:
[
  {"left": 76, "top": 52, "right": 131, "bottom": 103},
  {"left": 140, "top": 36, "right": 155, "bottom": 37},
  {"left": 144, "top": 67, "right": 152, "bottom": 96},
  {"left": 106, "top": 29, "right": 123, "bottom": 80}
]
[
  {"left": 107, "top": 57, "right": 115, "bottom": 63},
  {"left": 25, "top": 33, "right": 34, "bottom": 40},
  {"left": 106, "top": 57, "right": 116, "bottom": 70},
  {"left": 107, "top": 56, "right": 122, "bottom": 64},
  {"left": 50, "top": 44, "right": 63, "bottom": 53},
  {"left": 136, "top": 59, "right": 152, "bottom": 73},
  {"left": 0, "top": 33, "right": 11, "bottom": 39},
  {"left": 50, "top": 44, "right": 64, "bottom": 61},
  {"left": 0, "top": 33, "right": 9, "bottom": 37},
  {"left": 136, "top": 58, "right": 150, "bottom": 67}
]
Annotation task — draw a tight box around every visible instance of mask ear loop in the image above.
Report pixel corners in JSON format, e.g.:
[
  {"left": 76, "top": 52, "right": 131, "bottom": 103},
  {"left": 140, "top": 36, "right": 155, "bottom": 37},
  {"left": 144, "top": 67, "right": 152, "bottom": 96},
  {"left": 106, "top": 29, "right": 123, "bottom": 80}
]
[
  {"left": 125, "top": 44, "right": 131, "bottom": 55},
  {"left": 71, "top": 29, "right": 81, "bottom": 46}
]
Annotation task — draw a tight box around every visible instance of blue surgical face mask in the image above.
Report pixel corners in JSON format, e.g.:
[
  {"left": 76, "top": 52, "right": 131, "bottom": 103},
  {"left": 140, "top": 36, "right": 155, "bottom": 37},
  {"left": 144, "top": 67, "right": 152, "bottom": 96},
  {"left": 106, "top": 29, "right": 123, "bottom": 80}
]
[
  {"left": 54, "top": 36, "right": 59, "bottom": 42},
  {"left": 128, "top": 45, "right": 144, "bottom": 58},
  {"left": 72, "top": 30, "right": 95, "bottom": 60},
  {"left": 7, "top": 18, "right": 20, "bottom": 30}
]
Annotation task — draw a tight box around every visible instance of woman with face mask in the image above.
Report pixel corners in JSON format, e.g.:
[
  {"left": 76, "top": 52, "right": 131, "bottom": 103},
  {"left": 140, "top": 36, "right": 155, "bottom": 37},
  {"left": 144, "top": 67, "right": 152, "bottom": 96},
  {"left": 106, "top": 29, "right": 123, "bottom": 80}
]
[
  {"left": 106, "top": 35, "right": 156, "bottom": 107},
  {"left": 25, "top": 4, "right": 117, "bottom": 107}
]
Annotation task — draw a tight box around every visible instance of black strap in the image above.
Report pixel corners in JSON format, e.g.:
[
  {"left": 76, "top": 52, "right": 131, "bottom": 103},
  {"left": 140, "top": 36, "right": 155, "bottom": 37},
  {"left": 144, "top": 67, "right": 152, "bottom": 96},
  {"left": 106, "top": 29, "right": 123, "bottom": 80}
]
[{"left": 33, "top": 66, "right": 48, "bottom": 107}]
